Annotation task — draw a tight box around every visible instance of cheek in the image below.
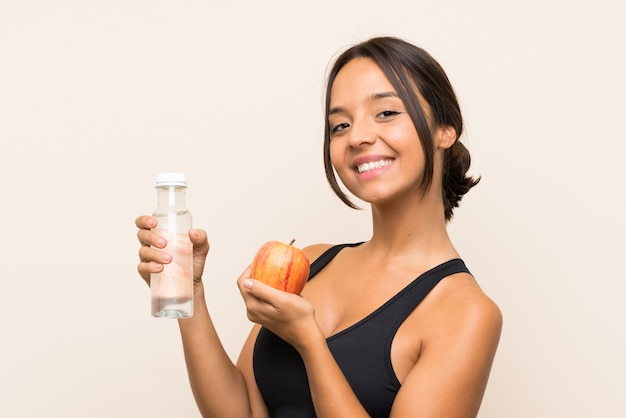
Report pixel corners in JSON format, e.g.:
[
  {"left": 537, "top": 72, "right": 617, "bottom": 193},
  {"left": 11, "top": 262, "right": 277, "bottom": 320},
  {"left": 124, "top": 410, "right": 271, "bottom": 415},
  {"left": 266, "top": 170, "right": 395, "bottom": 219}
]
[
  {"left": 328, "top": 140, "right": 354, "bottom": 187},
  {"left": 387, "top": 129, "right": 425, "bottom": 163},
  {"left": 328, "top": 141, "right": 344, "bottom": 173},
  {"left": 385, "top": 123, "right": 420, "bottom": 149}
]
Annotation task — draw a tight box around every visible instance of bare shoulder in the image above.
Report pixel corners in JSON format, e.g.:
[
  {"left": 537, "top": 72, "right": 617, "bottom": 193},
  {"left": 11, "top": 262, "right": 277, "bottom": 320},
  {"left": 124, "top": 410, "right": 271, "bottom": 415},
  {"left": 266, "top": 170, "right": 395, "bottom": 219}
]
[
  {"left": 302, "top": 243, "right": 335, "bottom": 264},
  {"left": 424, "top": 271, "right": 503, "bottom": 340}
]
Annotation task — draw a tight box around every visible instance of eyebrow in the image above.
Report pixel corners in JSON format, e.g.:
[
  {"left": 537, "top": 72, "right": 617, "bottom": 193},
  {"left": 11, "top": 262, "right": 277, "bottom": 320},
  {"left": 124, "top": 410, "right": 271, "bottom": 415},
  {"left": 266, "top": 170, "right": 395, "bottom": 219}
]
[
  {"left": 371, "top": 91, "right": 401, "bottom": 100},
  {"left": 329, "top": 91, "right": 401, "bottom": 116}
]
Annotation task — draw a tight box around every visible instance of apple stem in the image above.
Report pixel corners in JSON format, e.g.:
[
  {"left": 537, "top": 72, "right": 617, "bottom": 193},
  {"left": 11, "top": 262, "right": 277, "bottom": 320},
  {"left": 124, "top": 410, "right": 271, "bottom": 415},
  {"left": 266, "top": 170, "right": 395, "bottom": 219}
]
[{"left": 289, "top": 239, "right": 296, "bottom": 246}]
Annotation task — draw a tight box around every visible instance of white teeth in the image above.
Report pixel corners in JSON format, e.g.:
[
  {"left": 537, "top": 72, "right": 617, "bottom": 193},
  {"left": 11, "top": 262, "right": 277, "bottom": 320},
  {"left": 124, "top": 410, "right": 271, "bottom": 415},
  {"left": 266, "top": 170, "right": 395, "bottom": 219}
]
[{"left": 356, "top": 159, "right": 393, "bottom": 173}]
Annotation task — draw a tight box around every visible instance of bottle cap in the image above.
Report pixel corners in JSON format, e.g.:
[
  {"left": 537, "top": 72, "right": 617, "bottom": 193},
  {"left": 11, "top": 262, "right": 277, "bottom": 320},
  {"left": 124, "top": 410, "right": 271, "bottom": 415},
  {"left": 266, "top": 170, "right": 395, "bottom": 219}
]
[{"left": 155, "top": 172, "right": 187, "bottom": 187}]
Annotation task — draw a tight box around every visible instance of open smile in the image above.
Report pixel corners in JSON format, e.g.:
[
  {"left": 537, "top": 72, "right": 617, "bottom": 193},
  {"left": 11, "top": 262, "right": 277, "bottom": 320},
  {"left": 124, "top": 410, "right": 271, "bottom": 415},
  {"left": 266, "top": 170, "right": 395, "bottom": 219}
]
[{"left": 355, "top": 159, "right": 394, "bottom": 173}]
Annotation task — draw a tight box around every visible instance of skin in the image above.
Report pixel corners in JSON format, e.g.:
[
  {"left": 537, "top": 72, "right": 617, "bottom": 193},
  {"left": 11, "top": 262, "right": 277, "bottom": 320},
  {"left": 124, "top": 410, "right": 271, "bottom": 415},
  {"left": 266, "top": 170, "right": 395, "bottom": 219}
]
[{"left": 136, "top": 57, "right": 502, "bottom": 418}]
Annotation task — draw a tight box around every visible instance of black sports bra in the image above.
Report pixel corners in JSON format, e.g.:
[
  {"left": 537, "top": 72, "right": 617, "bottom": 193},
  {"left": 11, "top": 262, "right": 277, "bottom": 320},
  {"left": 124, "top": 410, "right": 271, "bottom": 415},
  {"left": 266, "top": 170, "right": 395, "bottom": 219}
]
[{"left": 253, "top": 243, "right": 470, "bottom": 417}]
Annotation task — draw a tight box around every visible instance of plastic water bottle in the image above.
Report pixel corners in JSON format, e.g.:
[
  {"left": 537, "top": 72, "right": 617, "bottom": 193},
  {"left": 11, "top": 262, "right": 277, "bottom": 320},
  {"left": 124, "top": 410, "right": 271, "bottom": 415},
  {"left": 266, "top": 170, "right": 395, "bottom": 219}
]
[{"left": 150, "top": 173, "right": 194, "bottom": 318}]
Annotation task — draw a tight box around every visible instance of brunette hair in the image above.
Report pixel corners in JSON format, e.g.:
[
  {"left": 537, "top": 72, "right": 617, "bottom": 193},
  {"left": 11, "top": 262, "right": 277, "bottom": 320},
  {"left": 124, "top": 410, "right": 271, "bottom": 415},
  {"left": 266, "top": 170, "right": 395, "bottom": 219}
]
[{"left": 323, "top": 36, "right": 479, "bottom": 220}]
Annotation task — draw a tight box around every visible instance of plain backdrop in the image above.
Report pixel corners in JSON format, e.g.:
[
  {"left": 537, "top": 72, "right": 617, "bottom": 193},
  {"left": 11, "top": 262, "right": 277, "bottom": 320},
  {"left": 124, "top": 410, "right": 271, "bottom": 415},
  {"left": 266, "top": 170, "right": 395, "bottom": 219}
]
[{"left": 1, "top": 1, "right": 624, "bottom": 417}]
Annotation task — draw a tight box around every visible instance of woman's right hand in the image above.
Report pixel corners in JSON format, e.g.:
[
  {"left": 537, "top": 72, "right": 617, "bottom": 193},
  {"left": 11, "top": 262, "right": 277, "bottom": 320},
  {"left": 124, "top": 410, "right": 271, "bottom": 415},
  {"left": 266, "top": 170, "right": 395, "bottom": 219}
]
[{"left": 135, "top": 215, "right": 210, "bottom": 288}]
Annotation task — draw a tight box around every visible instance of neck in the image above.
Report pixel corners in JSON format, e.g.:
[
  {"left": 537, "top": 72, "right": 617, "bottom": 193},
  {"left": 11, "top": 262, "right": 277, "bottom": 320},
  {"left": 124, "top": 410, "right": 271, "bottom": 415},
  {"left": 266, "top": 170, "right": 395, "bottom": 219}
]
[{"left": 364, "top": 188, "right": 457, "bottom": 262}]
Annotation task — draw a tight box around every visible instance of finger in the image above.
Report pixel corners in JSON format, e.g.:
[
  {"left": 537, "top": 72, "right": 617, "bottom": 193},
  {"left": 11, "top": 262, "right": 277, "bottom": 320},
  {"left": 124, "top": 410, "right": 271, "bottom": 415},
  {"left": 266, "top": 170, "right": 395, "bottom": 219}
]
[
  {"left": 137, "top": 260, "right": 165, "bottom": 286},
  {"left": 137, "top": 260, "right": 164, "bottom": 275},
  {"left": 137, "top": 229, "right": 167, "bottom": 248},
  {"left": 189, "top": 228, "right": 210, "bottom": 254},
  {"left": 238, "top": 278, "right": 277, "bottom": 324},
  {"left": 241, "top": 278, "right": 285, "bottom": 309},
  {"left": 135, "top": 215, "right": 157, "bottom": 230},
  {"left": 138, "top": 246, "right": 172, "bottom": 264},
  {"left": 236, "top": 265, "right": 253, "bottom": 292}
]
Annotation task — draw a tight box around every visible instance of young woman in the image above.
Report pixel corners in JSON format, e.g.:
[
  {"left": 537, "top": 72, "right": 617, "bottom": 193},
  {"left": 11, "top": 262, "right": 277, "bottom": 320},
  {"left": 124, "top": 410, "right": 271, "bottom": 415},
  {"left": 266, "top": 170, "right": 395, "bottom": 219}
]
[{"left": 136, "top": 36, "right": 502, "bottom": 418}]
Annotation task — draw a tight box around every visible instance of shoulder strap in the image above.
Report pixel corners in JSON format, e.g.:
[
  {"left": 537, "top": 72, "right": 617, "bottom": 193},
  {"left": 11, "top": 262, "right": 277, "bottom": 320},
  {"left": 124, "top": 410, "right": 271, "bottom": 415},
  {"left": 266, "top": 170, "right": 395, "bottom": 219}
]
[
  {"left": 387, "top": 258, "right": 470, "bottom": 326},
  {"left": 308, "top": 242, "right": 363, "bottom": 279}
]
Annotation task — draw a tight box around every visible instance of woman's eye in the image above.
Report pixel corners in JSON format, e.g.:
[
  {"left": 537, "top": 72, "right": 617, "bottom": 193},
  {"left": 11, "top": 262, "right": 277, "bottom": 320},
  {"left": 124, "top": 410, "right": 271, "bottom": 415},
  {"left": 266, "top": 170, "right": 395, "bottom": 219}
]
[
  {"left": 331, "top": 122, "right": 350, "bottom": 134},
  {"left": 378, "top": 110, "right": 400, "bottom": 119}
]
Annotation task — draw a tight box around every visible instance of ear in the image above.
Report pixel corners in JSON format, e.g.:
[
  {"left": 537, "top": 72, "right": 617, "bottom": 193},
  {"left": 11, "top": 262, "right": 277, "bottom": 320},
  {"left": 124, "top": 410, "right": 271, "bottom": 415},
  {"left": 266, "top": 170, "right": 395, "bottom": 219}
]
[{"left": 436, "top": 125, "right": 457, "bottom": 150}]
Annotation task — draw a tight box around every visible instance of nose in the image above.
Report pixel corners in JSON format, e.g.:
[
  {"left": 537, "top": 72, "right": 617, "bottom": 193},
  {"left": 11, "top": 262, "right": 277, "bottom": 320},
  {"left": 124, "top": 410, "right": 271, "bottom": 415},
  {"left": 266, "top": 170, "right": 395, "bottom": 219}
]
[{"left": 347, "top": 118, "right": 376, "bottom": 148}]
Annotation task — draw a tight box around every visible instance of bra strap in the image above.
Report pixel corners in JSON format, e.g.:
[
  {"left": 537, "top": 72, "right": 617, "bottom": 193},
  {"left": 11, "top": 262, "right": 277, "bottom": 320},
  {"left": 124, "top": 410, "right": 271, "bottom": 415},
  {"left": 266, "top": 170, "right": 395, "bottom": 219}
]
[{"left": 308, "top": 242, "right": 363, "bottom": 279}]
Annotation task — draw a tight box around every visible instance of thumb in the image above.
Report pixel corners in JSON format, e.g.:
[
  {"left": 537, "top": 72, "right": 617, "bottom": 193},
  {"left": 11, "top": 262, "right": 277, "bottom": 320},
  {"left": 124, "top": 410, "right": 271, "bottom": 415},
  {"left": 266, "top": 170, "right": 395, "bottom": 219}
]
[
  {"left": 242, "top": 278, "right": 279, "bottom": 305},
  {"left": 242, "top": 278, "right": 264, "bottom": 295},
  {"left": 190, "top": 229, "right": 209, "bottom": 255}
]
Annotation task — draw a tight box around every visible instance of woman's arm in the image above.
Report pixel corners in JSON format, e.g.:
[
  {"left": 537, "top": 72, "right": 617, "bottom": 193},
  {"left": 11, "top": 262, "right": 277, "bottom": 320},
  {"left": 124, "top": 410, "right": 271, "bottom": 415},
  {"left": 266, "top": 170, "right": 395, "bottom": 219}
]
[
  {"left": 298, "top": 334, "right": 372, "bottom": 417},
  {"left": 177, "top": 284, "right": 258, "bottom": 418},
  {"left": 235, "top": 324, "right": 271, "bottom": 418}
]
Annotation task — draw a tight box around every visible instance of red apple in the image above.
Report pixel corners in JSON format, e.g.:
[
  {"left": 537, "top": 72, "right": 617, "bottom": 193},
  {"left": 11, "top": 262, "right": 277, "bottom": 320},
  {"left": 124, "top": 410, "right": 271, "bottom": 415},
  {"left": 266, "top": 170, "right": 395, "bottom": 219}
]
[{"left": 251, "top": 239, "right": 310, "bottom": 294}]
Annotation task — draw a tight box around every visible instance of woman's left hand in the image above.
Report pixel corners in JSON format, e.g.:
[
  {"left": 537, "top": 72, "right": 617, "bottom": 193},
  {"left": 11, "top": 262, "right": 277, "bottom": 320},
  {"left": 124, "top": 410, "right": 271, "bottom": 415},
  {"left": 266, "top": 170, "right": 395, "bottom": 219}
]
[{"left": 237, "top": 265, "right": 323, "bottom": 351}]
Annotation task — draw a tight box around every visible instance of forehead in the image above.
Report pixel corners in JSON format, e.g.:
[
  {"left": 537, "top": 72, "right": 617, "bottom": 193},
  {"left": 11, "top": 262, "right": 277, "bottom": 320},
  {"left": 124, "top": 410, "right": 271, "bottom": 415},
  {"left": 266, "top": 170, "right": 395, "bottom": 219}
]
[{"left": 330, "top": 57, "right": 396, "bottom": 103}]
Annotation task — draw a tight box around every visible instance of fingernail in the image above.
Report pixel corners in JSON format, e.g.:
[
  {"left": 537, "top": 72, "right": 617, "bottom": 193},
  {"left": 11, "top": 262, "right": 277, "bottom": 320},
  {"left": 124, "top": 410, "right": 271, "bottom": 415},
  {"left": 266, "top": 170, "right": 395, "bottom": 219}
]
[
  {"left": 162, "top": 253, "right": 171, "bottom": 262},
  {"left": 243, "top": 279, "right": 253, "bottom": 290},
  {"left": 156, "top": 238, "right": 166, "bottom": 247}
]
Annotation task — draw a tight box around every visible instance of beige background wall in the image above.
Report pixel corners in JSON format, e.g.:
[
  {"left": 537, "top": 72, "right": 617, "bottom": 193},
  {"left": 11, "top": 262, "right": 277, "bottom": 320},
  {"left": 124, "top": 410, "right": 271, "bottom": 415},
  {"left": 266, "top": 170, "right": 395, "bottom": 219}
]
[{"left": 1, "top": 1, "right": 624, "bottom": 417}]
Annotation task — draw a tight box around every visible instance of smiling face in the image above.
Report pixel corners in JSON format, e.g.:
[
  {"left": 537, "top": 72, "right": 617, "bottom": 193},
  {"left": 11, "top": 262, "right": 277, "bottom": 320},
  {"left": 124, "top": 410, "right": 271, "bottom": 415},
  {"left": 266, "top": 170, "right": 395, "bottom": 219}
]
[
  {"left": 322, "top": 37, "right": 471, "bottom": 220},
  {"left": 328, "top": 57, "right": 447, "bottom": 207}
]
